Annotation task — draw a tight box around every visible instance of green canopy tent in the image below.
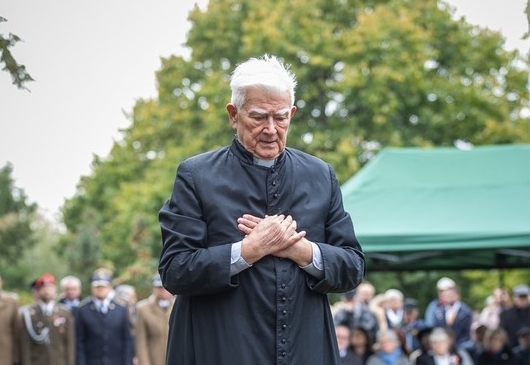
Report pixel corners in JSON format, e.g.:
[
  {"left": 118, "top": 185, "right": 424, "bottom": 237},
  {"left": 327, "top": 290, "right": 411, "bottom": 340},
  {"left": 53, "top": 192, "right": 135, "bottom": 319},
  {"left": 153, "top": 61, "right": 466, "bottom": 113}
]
[{"left": 341, "top": 144, "right": 530, "bottom": 271}]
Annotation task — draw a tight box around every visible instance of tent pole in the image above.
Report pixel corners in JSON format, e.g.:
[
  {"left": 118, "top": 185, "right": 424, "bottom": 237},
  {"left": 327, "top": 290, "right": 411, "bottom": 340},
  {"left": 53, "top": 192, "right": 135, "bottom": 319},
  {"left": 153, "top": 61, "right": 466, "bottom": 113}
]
[{"left": 498, "top": 269, "right": 505, "bottom": 288}]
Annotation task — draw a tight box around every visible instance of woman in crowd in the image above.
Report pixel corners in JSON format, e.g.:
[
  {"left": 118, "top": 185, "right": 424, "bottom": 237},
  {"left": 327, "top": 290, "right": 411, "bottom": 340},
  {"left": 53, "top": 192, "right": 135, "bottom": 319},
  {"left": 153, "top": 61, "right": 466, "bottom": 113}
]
[
  {"left": 475, "top": 328, "right": 516, "bottom": 365},
  {"left": 351, "top": 326, "right": 375, "bottom": 365},
  {"left": 366, "top": 329, "right": 412, "bottom": 365},
  {"left": 416, "top": 327, "right": 473, "bottom": 365}
]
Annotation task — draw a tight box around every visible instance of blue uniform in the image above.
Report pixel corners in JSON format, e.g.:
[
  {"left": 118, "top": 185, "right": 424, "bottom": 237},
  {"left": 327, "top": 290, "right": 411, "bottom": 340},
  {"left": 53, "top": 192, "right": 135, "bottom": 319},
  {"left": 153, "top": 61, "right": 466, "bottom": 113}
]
[{"left": 75, "top": 297, "right": 134, "bottom": 365}]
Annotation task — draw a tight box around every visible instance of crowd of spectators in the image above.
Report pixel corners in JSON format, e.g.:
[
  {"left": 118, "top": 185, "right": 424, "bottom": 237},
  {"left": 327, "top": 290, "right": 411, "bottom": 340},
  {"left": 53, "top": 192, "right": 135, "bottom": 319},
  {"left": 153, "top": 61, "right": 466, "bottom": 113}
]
[
  {"left": 1, "top": 271, "right": 529, "bottom": 365},
  {"left": 332, "top": 278, "right": 530, "bottom": 365}
]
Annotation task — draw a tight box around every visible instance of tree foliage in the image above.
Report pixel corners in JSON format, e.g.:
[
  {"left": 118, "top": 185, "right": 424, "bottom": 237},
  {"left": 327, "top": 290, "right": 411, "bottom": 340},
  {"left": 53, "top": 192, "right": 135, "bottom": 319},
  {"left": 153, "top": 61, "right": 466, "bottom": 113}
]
[
  {"left": 61, "top": 0, "right": 530, "bottom": 295},
  {"left": 0, "top": 163, "right": 37, "bottom": 268},
  {"left": 0, "top": 16, "right": 34, "bottom": 90}
]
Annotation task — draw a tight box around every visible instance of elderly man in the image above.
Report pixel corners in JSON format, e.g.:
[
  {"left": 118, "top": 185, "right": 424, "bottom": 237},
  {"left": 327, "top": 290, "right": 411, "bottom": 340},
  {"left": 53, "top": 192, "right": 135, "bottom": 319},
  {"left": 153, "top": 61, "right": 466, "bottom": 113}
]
[
  {"left": 58, "top": 275, "right": 82, "bottom": 316},
  {"left": 159, "top": 54, "right": 365, "bottom": 365}
]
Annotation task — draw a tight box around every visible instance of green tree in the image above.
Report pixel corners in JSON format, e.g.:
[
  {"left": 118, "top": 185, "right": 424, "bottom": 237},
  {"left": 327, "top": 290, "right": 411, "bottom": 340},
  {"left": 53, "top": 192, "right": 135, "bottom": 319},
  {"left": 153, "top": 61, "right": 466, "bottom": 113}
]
[
  {"left": 0, "top": 163, "right": 37, "bottom": 270},
  {"left": 0, "top": 16, "right": 33, "bottom": 89},
  {"left": 61, "top": 0, "right": 530, "bottom": 294}
]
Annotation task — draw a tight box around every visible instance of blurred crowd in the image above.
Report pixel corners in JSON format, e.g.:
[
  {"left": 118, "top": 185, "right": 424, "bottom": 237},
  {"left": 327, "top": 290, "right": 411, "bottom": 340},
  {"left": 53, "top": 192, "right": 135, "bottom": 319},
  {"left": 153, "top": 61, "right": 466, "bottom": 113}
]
[
  {"left": 332, "top": 278, "right": 530, "bottom": 365},
  {"left": 1, "top": 271, "right": 529, "bottom": 365},
  {"left": 0, "top": 268, "right": 174, "bottom": 365}
]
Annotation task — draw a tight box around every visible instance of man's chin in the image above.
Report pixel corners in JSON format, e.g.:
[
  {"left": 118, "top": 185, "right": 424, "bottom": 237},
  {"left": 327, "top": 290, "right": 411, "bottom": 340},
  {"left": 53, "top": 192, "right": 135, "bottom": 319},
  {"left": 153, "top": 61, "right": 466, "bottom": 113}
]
[{"left": 255, "top": 145, "right": 283, "bottom": 159}]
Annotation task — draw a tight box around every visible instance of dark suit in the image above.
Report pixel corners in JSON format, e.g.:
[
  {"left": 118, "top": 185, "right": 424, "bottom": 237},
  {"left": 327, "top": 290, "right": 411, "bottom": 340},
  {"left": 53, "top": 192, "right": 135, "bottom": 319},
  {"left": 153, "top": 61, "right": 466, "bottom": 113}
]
[
  {"left": 58, "top": 297, "right": 81, "bottom": 317},
  {"left": 340, "top": 348, "right": 362, "bottom": 365},
  {"left": 416, "top": 351, "right": 462, "bottom": 365},
  {"left": 75, "top": 297, "right": 134, "bottom": 365},
  {"left": 433, "top": 302, "right": 473, "bottom": 350}
]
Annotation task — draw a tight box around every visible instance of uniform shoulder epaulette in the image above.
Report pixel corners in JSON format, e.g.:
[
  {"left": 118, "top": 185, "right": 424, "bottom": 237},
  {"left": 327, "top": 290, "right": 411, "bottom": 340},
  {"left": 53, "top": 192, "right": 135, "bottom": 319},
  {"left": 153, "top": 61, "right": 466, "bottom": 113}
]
[
  {"left": 55, "top": 302, "right": 71, "bottom": 312},
  {"left": 112, "top": 296, "right": 128, "bottom": 307},
  {"left": 2, "top": 291, "right": 19, "bottom": 301},
  {"left": 78, "top": 297, "right": 93, "bottom": 307},
  {"left": 136, "top": 297, "right": 153, "bottom": 309}
]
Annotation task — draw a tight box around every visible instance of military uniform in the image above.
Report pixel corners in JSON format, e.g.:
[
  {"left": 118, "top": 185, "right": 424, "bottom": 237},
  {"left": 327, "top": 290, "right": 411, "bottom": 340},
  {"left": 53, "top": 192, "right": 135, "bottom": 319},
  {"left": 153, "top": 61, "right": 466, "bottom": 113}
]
[
  {"left": 135, "top": 295, "right": 174, "bottom": 365},
  {"left": 0, "top": 291, "right": 20, "bottom": 365},
  {"left": 75, "top": 296, "right": 134, "bottom": 365},
  {"left": 20, "top": 302, "right": 75, "bottom": 365}
]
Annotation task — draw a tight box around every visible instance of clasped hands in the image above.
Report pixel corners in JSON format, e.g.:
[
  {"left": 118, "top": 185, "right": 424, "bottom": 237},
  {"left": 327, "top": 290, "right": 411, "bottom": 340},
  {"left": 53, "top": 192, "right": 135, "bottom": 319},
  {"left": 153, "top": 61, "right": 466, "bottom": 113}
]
[{"left": 237, "top": 214, "right": 312, "bottom": 266}]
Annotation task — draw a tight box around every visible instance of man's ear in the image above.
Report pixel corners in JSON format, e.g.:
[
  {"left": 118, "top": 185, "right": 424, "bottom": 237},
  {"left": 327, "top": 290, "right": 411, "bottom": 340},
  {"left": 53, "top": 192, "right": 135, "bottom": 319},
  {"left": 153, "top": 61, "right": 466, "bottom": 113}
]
[{"left": 226, "top": 103, "right": 238, "bottom": 129}]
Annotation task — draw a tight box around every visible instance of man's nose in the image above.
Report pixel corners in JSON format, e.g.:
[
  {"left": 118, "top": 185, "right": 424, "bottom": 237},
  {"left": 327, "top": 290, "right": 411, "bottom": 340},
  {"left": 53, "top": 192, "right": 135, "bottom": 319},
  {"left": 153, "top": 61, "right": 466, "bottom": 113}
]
[{"left": 263, "top": 117, "right": 277, "bottom": 133}]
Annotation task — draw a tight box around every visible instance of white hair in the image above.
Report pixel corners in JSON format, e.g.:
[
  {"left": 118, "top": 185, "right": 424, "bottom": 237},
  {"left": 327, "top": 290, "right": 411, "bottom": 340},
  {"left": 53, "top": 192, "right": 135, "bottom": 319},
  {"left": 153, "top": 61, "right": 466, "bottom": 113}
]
[
  {"left": 383, "top": 288, "right": 404, "bottom": 301},
  {"left": 376, "top": 328, "right": 399, "bottom": 343},
  {"left": 429, "top": 327, "right": 450, "bottom": 343},
  {"left": 59, "top": 275, "right": 81, "bottom": 289},
  {"left": 230, "top": 54, "right": 297, "bottom": 108}
]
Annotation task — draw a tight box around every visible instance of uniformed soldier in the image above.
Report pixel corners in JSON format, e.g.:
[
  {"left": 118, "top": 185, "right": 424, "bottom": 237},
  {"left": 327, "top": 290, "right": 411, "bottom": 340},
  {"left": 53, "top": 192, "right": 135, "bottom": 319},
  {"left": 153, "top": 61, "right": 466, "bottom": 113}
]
[
  {"left": 135, "top": 274, "right": 175, "bottom": 365},
  {"left": 75, "top": 267, "right": 134, "bottom": 365},
  {"left": 0, "top": 272, "right": 21, "bottom": 365},
  {"left": 19, "top": 273, "right": 75, "bottom": 365}
]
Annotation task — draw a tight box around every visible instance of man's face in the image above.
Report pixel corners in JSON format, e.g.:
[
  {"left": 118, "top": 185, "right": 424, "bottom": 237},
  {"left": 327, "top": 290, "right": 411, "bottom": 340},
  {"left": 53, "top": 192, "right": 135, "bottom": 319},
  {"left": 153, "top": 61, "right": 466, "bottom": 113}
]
[
  {"left": 227, "top": 86, "right": 296, "bottom": 160},
  {"left": 514, "top": 294, "right": 529, "bottom": 309},
  {"left": 335, "top": 325, "right": 350, "bottom": 350},
  {"left": 91, "top": 285, "right": 112, "bottom": 300},
  {"left": 63, "top": 284, "right": 81, "bottom": 300},
  {"left": 441, "top": 288, "right": 458, "bottom": 305},
  {"left": 38, "top": 284, "right": 56, "bottom": 303},
  {"left": 154, "top": 286, "right": 173, "bottom": 300},
  {"left": 430, "top": 337, "right": 451, "bottom": 356}
]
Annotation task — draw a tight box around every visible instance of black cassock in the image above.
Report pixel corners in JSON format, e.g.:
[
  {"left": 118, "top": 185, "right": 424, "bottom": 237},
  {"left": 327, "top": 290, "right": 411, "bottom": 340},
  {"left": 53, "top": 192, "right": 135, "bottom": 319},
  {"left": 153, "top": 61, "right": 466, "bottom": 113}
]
[{"left": 159, "top": 139, "right": 365, "bottom": 365}]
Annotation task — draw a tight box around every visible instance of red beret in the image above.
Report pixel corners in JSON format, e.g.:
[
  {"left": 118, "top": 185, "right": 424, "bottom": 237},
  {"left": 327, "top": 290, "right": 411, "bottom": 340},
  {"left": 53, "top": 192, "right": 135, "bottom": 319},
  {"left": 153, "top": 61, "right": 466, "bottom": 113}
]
[{"left": 34, "top": 273, "right": 56, "bottom": 289}]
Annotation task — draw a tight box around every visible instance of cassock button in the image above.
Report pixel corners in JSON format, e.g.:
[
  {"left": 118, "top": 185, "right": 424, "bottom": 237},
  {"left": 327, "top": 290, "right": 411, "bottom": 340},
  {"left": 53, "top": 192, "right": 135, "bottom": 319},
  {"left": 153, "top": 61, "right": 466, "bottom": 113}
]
[{"left": 282, "top": 324, "right": 287, "bottom": 329}]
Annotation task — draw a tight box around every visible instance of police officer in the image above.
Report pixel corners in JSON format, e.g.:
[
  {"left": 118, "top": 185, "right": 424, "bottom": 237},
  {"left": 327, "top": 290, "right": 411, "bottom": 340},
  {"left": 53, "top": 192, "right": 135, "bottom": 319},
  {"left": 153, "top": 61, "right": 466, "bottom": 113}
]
[
  {"left": 19, "top": 273, "right": 75, "bottom": 365},
  {"left": 75, "top": 267, "right": 134, "bottom": 365}
]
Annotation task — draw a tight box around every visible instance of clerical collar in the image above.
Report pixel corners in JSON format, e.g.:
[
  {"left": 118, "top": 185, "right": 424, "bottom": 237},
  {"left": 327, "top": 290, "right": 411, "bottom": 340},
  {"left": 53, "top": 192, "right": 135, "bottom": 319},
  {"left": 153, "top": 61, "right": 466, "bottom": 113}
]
[
  {"left": 234, "top": 138, "right": 277, "bottom": 167},
  {"left": 253, "top": 157, "right": 276, "bottom": 167}
]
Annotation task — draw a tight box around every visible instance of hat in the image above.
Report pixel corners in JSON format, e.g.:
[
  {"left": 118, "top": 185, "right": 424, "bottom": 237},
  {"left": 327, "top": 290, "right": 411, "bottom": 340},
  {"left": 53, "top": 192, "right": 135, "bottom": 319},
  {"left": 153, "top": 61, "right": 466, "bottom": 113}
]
[
  {"left": 34, "top": 273, "right": 55, "bottom": 289},
  {"left": 404, "top": 298, "right": 418, "bottom": 312},
  {"left": 436, "top": 277, "right": 456, "bottom": 291},
  {"left": 517, "top": 327, "right": 530, "bottom": 337},
  {"left": 91, "top": 273, "right": 112, "bottom": 287},
  {"left": 152, "top": 274, "right": 163, "bottom": 287},
  {"left": 513, "top": 284, "right": 530, "bottom": 297}
]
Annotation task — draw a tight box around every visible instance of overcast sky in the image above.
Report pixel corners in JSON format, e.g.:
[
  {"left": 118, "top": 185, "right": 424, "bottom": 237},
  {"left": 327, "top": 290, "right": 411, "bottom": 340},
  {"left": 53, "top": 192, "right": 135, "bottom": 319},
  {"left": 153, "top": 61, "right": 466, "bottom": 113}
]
[{"left": 0, "top": 0, "right": 528, "bottom": 223}]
